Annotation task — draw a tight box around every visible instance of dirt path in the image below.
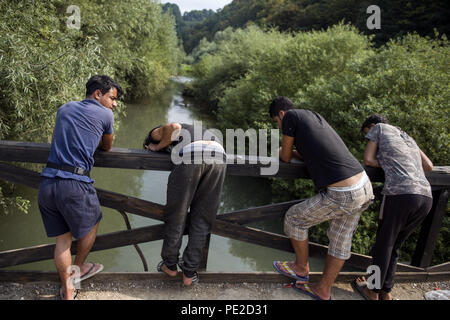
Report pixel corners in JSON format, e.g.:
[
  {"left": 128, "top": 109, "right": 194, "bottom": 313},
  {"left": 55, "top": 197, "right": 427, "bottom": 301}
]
[{"left": 0, "top": 279, "right": 448, "bottom": 300}]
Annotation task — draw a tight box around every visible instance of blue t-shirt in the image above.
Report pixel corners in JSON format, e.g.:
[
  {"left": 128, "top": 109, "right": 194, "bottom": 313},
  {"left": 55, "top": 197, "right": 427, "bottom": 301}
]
[{"left": 41, "top": 99, "right": 114, "bottom": 183}]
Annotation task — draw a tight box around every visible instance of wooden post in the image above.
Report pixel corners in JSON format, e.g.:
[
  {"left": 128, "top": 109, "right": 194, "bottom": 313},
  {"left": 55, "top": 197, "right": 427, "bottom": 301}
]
[
  {"left": 411, "top": 188, "right": 449, "bottom": 268},
  {"left": 0, "top": 224, "right": 167, "bottom": 268}
]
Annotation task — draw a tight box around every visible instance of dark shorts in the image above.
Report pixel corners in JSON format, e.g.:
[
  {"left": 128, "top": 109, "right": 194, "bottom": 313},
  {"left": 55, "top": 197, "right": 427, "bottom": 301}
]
[{"left": 38, "top": 177, "right": 102, "bottom": 240}]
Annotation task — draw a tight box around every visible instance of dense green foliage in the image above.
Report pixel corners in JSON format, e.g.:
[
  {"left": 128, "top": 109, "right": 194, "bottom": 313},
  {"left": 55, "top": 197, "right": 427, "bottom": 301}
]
[
  {"left": 188, "top": 24, "right": 450, "bottom": 264},
  {"left": 66, "top": 0, "right": 182, "bottom": 101},
  {"left": 0, "top": 0, "right": 180, "bottom": 141},
  {"left": 190, "top": 24, "right": 449, "bottom": 164},
  {"left": 168, "top": 0, "right": 450, "bottom": 54},
  {"left": 162, "top": 3, "right": 215, "bottom": 56},
  {"left": 0, "top": 0, "right": 181, "bottom": 213}
]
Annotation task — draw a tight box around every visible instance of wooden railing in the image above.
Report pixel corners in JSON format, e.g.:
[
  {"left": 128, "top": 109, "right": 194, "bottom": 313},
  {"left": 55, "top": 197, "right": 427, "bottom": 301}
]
[{"left": 0, "top": 140, "right": 448, "bottom": 274}]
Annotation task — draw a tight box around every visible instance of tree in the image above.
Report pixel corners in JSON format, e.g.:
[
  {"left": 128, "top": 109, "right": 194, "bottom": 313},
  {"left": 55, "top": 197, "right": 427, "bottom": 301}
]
[{"left": 0, "top": 0, "right": 182, "bottom": 214}]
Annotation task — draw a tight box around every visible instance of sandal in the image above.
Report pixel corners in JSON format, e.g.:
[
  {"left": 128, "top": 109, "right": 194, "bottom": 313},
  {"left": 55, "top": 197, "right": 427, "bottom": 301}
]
[
  {"left": 77, "top": 263, "right": 104, "bottom": 283},
  {"left": 293, "top": 282, "right": 332, "bottom": 300},
  {"left": 273, "top": 261, "right": 309, "bottom": 283}
]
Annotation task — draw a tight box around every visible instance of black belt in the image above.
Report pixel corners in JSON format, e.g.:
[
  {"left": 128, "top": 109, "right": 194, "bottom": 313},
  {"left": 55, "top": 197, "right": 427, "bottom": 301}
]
[{"left": 46, "top": 162, "right": 90, "bottom": 177}]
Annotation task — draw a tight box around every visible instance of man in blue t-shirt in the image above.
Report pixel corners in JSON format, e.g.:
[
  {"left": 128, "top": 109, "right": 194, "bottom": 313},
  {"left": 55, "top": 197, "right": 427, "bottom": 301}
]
[{"left": 38, "top": 75, "right": 122, "bottom": 299}]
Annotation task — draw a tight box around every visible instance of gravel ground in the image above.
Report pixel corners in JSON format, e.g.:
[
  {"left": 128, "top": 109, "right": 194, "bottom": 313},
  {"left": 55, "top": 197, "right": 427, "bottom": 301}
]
[{"left": 0, "top": 279, "right": 448, "bottom": 300}]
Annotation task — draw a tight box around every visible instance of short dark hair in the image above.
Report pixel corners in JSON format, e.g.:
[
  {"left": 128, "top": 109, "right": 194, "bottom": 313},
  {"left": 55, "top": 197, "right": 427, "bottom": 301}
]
[
  {"left": 85, "top": 75, "right": 123, "bottom": 99},
  {"left": 143, "top": 125, "right": 162, "bottom": 149},
  {"left": 269, "top": 96, "right": 296, "bottom": 118},
  {"left": 361, "top": 114, "right": 389, "bottom": 132}
]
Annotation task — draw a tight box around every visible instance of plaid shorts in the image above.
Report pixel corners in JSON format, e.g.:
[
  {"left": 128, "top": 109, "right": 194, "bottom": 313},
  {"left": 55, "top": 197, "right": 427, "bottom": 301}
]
[{"left": 284, "top": 173, "right": 374, "bottom": 260}]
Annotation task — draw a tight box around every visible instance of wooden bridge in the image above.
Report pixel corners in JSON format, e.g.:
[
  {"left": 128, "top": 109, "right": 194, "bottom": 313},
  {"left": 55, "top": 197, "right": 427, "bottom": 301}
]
[{"left": 0, "top": 140, "right": 449, "bottom": 287}]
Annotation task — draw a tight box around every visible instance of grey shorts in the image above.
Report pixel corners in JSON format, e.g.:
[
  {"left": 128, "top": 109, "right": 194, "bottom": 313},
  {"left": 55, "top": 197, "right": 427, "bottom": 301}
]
[
  {"left": 38, "top": 177, "right": 102, "bottom": 240},
  {"left": 284, "top": 173, "right": 374, "bottom": 260}
]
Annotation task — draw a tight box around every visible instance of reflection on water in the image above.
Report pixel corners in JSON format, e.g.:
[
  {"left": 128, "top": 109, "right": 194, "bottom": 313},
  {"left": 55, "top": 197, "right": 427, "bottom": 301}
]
[{"left": 0, "top": 79, "right": 345, "bottom": 273}]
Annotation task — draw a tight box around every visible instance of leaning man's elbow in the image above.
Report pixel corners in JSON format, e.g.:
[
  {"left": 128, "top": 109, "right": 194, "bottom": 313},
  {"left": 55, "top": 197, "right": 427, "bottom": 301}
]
[{"left": 169, "top": 123, "right": 182, "bottom": 131}]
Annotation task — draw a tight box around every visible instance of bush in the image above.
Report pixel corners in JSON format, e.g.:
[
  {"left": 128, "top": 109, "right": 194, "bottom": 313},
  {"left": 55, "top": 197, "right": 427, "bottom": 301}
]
[
  {"left": 69, "top": 0, "right": 183, "bottom": 101},
  {"left": 191, "top": 24, "right": 449, "bottom": 163},
  {"left": 0, "top": 0, "right": 181, "bottom": 213}
]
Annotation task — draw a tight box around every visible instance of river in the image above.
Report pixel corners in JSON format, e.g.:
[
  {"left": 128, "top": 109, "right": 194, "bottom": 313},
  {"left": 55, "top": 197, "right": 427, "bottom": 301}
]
[{"left": 0, "top": 77, "right": 338, "bottom": 273}]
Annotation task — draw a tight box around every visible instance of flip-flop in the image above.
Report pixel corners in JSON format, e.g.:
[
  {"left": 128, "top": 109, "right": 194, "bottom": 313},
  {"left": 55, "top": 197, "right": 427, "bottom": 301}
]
[
  {"left": 156, "top": 260, "right": 164, "bottom": 272},
  {"left": 77, "top": 263, "right": 104, "bottom": 283},
  {"left": 350, "top": 279, "right": 372, "bottom": 300},
  {"left": 59, "top": 287, "right": 79, "bottom": 300},
  {"left": 293, "top": 282, "right": 332, "bottom": 300},
  {"left": 273, "top": 261, "right": 309, "bottom": 283}
]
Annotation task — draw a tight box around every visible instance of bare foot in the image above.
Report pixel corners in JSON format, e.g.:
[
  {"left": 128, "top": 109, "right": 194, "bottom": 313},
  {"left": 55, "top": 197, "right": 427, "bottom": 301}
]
[
  {"left": 380, "top": 291, "right": 393, "bottom": 300},
  {"left": 79, "top": 262, "right": 102, "bottom": 278},
  {"left": 61, "top": 285, "right": 77, "bottom": 300},
  {"left": 183, "top": 274, "right": 193, "bottom": 286},
  {"left": 182, "top": 271, "right": 198, "bottom": 286},
  {"left": 161, "top": 263, "right": 178, "bottom": 277},
  {"left": 355, "top": 277, "right": 379, "bottom": 300},
  {"left": 306, "top": 283, "right": 331, "bottom": 300}
]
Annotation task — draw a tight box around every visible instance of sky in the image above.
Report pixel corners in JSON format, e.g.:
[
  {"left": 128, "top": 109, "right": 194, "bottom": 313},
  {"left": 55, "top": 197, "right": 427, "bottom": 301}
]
[{"left": 160, "top": 0, "right": 233, "bottom": 13}]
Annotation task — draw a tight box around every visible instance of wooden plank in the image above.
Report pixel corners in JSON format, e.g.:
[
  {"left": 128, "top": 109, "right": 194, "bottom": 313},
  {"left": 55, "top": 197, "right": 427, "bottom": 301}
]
[
  {"left": 2, "top": 141, "right": 448, "bottom": 183},
  {"left": 0, "top": 141, "right": 310, "bottom": 179},
  {"left": 0, "top": 162, "right": 165, "bottom": 221},
  {"left": 218, "top": 200, "right": 303, "bottom": 224},
  {"left": 0, "top": 224, "right": 166, "bottom": 268},
  {"left": 411, "top": 188, "right": 450, "bottom": 268},
  {"left": 0, "top": 162, "right": 41, "bottom": 189},
  {"left": 213, "top": 219, "right": 366, "bottom": 267},
  {"left": 0, "top": 217, "right": 425, "bottom": 272},
  {"left": 96, "top": 188, "right": 164, "bottom": 220},
  {"left": 212, "top": 220, "right": 293, "bottom": 253},
  {"left": 426, "top": 272, "right": 450, "bottom": 282},
  {"left": 0, "top": 270, "right": 440, "bottom": 284},
  {"left": 212, "top": 219, "right": 424, "bottom": 272},
  {"left": 426, "top": 167, "right": 450, "bottom": 187},
  {"left": 0, "top": 141, "right": 51, "bottom": 164},
  {"left": 426, "top": 262, "right": 450, "bottom": 273}
]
